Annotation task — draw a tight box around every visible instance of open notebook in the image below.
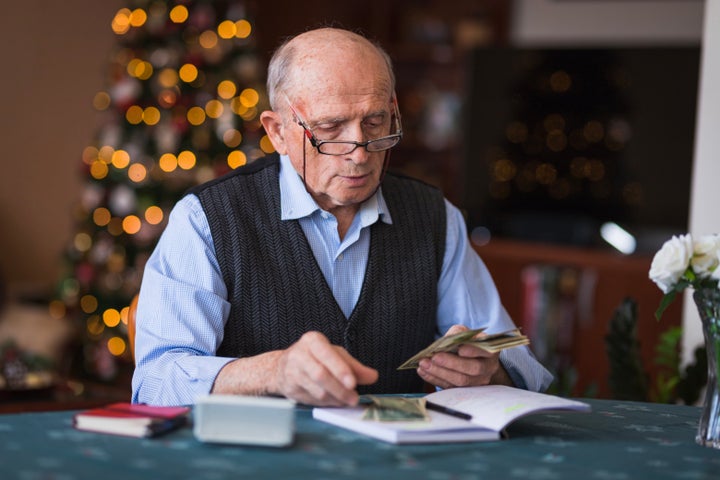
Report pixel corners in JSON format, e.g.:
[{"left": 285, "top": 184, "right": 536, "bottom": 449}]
[{"left": 313, "top": 385, "right": 590, "bottom": 444}]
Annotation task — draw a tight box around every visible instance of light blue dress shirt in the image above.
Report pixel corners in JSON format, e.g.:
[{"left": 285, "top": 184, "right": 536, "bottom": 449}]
[{"left": 131, "top": 155, "right": 553, "bottom": 405}]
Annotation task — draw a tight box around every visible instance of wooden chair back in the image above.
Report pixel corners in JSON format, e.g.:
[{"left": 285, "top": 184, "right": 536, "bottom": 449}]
[{"left": 128, "top": 293, "right": 138, "bottom": 361}]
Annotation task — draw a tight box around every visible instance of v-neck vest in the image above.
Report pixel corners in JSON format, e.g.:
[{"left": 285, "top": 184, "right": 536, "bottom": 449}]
[{"left": 193, "top": 155, "right": 446, "bottom": 393}]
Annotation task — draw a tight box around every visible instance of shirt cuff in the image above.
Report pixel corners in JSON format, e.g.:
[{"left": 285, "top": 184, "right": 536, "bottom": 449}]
[
  {"left": 499, "top": 347, "right": 554, "bottom": 392},
  {"left": 133, "top": 355, "right": 236, "bottom": 406}
]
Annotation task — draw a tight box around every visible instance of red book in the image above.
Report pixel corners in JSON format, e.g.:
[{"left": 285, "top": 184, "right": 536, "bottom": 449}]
[{"left": 73, "top": 402, "right": 190, "bottom": 438}]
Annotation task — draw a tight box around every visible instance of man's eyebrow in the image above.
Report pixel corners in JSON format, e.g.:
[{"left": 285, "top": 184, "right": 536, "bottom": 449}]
[
  {"left": 311, "top": 111, "right": 386, "bottom": 126},
  {"left": 364, "top": 110, "right": 388, "bottom": 119},
  {"left": 310, "top": 115, "right": 346, "bottom": 126}
]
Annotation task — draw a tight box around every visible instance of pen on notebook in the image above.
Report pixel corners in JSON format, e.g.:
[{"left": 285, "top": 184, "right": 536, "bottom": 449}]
[{"left": 426, "top": 401, "right": 472, "bottom": 420}]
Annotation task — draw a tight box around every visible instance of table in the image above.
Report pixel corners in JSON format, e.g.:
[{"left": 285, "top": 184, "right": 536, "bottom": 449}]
[{"left": 1, "top": 398, "right": 718, "bottom": 479}]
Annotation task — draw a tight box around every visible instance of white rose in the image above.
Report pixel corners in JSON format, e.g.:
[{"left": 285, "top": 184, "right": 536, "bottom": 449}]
[
  {"left": 712, "top": 250, "right": 720, "bottom": 283},
  {"left": 649, "top": 234, "right": 694, "bottom": 293},
  {"left": 692, "top": 234, "right": 720, "bottom": 278}
]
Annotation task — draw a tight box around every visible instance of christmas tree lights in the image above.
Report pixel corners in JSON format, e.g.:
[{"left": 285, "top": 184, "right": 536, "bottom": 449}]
[{"left": 52, "top": 0, "right": 270, "bottom": 381}]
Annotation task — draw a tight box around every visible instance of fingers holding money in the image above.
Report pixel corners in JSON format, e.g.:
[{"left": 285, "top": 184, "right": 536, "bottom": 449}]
[
  {"left": 416, "top": 346, "right": 501, "bottom": 389},
  {"left": 397, "top": 325, "right": 528, "bottom": 371}
]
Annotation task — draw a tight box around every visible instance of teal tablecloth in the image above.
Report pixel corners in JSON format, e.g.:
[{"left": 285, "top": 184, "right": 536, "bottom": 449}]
[{"left": 1, "top": 398, "right": 718, "bottom": 479}]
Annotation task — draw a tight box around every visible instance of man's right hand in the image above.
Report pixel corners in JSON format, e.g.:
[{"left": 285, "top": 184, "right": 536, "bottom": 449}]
[{"left": 212, "top": 331, "right": 378, "bottom": 406}]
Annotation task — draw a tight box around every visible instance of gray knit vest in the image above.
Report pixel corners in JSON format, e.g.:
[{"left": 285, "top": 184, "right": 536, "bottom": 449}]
[{"left": 192, "top": 155, "right": 446, "bottom": 393}]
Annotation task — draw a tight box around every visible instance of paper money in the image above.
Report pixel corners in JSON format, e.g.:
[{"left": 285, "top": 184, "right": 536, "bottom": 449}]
[
  {"left": 397, "top": 328, "right": 529, "bottom": 370},
  {"left": 361, "top": 395, "right": 429, "bottom": 422}
]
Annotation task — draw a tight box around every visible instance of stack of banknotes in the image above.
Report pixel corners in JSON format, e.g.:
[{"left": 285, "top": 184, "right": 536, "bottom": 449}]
[{"left": 397, "top": 327, "right": 529, "bottom": 370}]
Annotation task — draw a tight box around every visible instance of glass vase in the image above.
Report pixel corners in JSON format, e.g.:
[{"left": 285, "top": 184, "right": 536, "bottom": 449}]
[{"left": 693, "top": 288, "right": 720, "bottom": 449}]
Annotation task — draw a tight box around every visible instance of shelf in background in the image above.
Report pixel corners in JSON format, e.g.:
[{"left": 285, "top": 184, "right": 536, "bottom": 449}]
[{"left": 475, "top": 238, "right": 683, "bottom": 398}]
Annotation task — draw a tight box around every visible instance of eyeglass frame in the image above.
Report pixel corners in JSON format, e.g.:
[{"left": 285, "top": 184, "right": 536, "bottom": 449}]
[{"left": 284, "top": 95, "right": 403, "bottom": 155}]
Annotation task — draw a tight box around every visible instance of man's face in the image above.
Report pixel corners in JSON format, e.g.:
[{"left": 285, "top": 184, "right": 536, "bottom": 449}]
[
  {"left": 275, "top": 33, "right": 395, "bottom": 214},
  {"left": 284, "top": 91, "right": 394, "bottom": 213}
]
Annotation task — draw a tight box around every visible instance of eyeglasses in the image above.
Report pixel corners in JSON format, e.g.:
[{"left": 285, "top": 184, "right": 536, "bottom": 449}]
[{"left": 286, "top": 96, "right": 403, "bottom": 155}]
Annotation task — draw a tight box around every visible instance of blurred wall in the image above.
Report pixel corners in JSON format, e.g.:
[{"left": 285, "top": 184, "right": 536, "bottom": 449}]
[
  {"left": 512, "top": 0, "right": 703, "bottom": 46},
  {"left": 0, "top": 1, "right": 122, "bottom": 295}
]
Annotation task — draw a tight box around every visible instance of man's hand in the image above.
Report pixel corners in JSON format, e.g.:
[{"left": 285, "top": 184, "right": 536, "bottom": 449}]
[
  {"left": 212, "top": 331, "right": 378, "bottom": 406},
  {"left": 272, "top": 331, "right": 378, "bottom": 406},
  {"left": 417, "top": 325, "right": 513, "bottom": 389}
]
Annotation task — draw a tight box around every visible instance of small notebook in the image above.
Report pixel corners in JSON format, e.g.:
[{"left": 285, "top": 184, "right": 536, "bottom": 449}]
[{"left": 73, "top": 402, "right": 190, "bottom": 438}]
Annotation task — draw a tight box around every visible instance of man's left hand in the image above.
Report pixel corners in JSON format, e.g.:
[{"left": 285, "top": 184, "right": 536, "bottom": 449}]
[{"left": 416, "top": 324, "right": 514, "bottom": 389}]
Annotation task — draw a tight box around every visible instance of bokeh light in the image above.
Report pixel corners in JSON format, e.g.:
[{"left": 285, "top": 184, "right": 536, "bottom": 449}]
[
  {"left": 80, "top": 295, "right": 98, "bottom": 314},
  {"left": 169, "top": 5, "right": 188, "bottom": 23},
  {"left": 143, "top": 106, "right": 161, "bottom": 125},
  {"left": 177, "top": 150, "right": 197, "bottom": 170},
  {"left": 93, "top": 207, "right": 112, "bottom": 226},
  {"left": 199, "top": 30, "right": 219, "bottom": 49},
  {"left": 126, "top": 105, "right": 144, "bottom": 124},
  {"left": 217, "top": 80, "right": 237, "bottom": 99},
  {"left": 239, "top": 88, "right": 259, "bottom": 107},
  {"left": 158, "top": 68, "right": 179, "bottom": 88},
  {"left": 103, "top": 308, "right": 121, "bottom": 327},
  {"left": 93, "top": 91, "right": 111, "bottom": 111},
  {"left": 223, "top": 129, "right": 242, "bottom": 148},
  {"left": 128, "top": 163, "right": 147, "bottom": 182},
  {"left": 235, "top": 20, "right": 252, "bottom": 38},
  {"left": 260, "top": 135, "right": 275, "bottom": 153},
  {"left": 217, "top": 20, "right": 236, "bottom": 39},
  {"left": 111, "top": 8, "right": 132, "bottom": 35},
  {"left": 111, "top": 150, "right": 131, "bottom": 169},
  {"left": 227, "top": 150, "right": 247, "bottom": 169},
  {"left": 179, "top": 63, "right": 199, "bottom": 83},
  {"left": 205, "top": 99, "right": 224, "bottom": 118},
  {"left": 122, "top": 215, "right": 142, "bottom": 234},
  {"left": 90, "top": 160, "right": 109, "bottom": 180},
  {"left": 144, "top": 206, "right": 164, "bottom": 225},
  {"left": 158, "top": 153, "right": 178, "bottom": 172},
  {"left": 187, "top": 106, "right": 206, "bottom": 125},
  {"left": 107, "top": 337, "right": 126, "bottom": 356}
]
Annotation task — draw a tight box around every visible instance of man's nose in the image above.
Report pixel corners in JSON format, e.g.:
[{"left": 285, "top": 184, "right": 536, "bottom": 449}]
[
  {"left": 344, "top": 143, "right": 371, "bottom": 164},
  {"left": 344, "top": 124, "right": 371, "bottom": 162}
]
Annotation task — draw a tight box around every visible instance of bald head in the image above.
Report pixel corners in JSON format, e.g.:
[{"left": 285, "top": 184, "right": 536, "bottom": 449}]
[{"left": 266, "top": 28, "right": 395, "bottom": 111}]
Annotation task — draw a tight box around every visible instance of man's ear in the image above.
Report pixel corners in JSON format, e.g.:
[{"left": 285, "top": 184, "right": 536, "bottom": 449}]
[{"left": 260, "top": 110, "right": 288, "bottom": 155}]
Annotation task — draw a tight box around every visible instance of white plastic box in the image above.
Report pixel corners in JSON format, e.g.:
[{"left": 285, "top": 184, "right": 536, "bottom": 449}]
[{"left": 193, "top": 394, "right": 295, "bottom": 447}]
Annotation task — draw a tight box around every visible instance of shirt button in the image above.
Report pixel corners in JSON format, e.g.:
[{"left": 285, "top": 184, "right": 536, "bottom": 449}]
[{"left": 338, "top": 253, "right": 344, "bottom": 261}]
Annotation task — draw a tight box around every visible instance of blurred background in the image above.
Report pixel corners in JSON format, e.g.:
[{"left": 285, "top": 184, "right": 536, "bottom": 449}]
[{"left": 0, "top": 0, "right": 714, "bottom": 408}]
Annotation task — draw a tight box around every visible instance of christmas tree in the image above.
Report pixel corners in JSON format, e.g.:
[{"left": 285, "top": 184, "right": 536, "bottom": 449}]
[{"left": 51, "top": 0, "right": 271, "bottom": 381}]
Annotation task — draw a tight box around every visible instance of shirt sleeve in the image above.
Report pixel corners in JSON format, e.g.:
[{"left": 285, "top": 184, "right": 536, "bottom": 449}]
[
  {"left": 436, "top": 200, "right": 554, "bottom": 392},
  {"left": 131, "top": 194, "right": 235, "bottom": 406}
]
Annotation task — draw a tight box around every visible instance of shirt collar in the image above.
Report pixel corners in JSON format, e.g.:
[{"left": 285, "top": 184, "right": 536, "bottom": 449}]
[{"left": 278, "top": 154, "right": 392, "bottom": 226}]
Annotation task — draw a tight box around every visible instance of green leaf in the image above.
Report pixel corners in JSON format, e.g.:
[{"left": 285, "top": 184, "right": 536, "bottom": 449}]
[
  {"left": 655, "top": 291, "right": 678, "bottom": 321},
  {"left": 683, "top": 268, "right": 697, "bottom": 283}
]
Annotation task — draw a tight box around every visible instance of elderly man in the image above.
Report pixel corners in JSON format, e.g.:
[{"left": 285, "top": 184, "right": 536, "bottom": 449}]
[{"left": 131, "top": 27, "right": 552, "bottom": 407}]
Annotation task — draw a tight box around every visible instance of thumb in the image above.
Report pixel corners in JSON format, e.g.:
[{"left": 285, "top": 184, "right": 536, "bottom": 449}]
[{"left": 445, "top": 324, "right": 469, "bottom": 336}]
